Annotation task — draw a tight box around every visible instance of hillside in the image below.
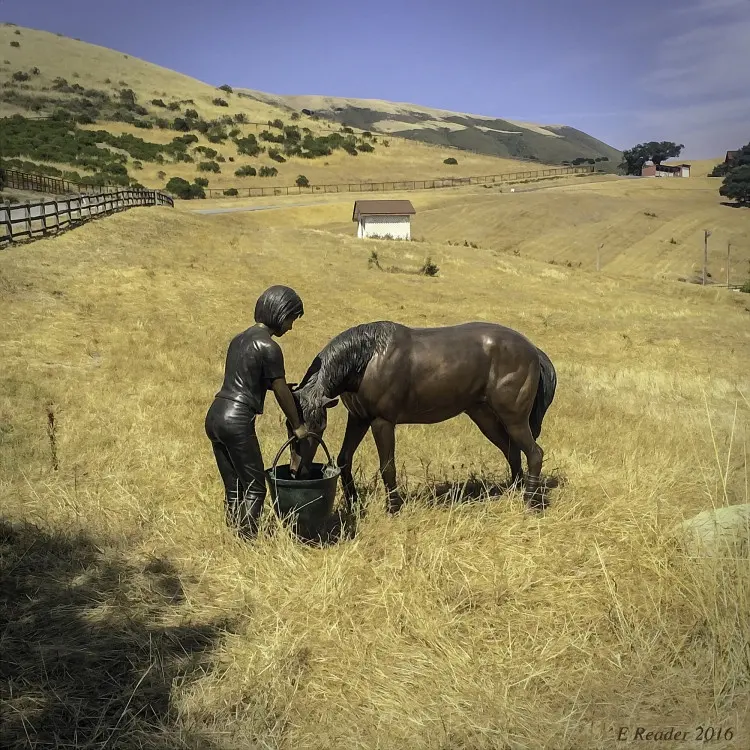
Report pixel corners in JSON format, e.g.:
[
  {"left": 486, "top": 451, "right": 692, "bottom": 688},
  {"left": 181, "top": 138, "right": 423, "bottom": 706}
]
[
  {"left": 196, "top": 173, "right": 750, "bottom": 286},
  {"left": 241, "top": 90, "right": 623, "bottom": 168},
  {"left": 0, "top": 24, "right": 569, "bottom": 195}
]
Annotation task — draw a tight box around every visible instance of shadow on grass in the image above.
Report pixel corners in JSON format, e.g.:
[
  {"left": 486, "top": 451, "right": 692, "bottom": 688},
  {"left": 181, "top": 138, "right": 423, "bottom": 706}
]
[
  {"left": 0, "top": 519, "right": 234, "bottom": 749},
  {"left": 288, "top": 469, "right": 568, "bottom": 544}
]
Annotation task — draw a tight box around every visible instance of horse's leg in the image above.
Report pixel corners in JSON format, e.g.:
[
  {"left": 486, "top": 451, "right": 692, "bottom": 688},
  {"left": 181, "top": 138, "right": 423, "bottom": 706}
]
[
  {"left": 500, "top": 418, "right": 545, "bottom": 510},
  {"left": 337, "top": 413, "right": 372, "bottom": 515},
  {"left": 508, "top": 442, "right": 523, "bottom": 488},
  {"left": 466, "top": 405, "right": 523, "bottom": 486},
  {"left": 371, "top": 418, "right": 403, "bottom": 513}
]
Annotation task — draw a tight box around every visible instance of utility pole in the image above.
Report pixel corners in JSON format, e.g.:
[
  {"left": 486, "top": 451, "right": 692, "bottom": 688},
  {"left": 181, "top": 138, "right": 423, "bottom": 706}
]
[
  {"left": 726, "top": 241, "right": 731, "bottom": 287},
  {"left": 703, "top": 230, "right": 712, "bottom": 286}
]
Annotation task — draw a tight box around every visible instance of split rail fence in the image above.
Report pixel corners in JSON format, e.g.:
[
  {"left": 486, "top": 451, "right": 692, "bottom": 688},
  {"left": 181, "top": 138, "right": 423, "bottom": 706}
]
[
  {"left": 1, "top": 187, "right": 174, "bottom": 245},
  {"left": 203, "top": 165, "right": 598, "bottom": 198}
]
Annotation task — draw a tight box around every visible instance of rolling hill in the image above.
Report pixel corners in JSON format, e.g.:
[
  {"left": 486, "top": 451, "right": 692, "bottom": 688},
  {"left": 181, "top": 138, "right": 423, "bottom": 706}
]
[
  {"left": 240, "top": 90, "right": 623, "bottom": 168},
  {"left": 1, "top": 24, "right": 615, "bottom": 197}
]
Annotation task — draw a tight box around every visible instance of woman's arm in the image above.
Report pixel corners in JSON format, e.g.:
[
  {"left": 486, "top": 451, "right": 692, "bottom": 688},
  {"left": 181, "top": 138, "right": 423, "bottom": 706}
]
[{"left": 271, "top": 378, "right": 309, "bottom": 439}]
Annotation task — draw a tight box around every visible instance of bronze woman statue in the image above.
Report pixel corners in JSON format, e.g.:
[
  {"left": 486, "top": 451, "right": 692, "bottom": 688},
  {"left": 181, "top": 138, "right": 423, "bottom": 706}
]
[
  {"left": 287, "top": 321, "right": 557, "bottom": 514},
  {"left": 205, "top": 285, "right": 310, "bottom": 539}
]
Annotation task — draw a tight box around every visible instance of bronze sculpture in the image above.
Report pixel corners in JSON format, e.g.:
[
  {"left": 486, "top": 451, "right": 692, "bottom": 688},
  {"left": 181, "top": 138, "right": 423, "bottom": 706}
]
[
  {"left": 287, "top": 321, "right": 556, "bottom": 513},
  {"left": 205, "top": 285, "right": 310, "bottom": 539}
]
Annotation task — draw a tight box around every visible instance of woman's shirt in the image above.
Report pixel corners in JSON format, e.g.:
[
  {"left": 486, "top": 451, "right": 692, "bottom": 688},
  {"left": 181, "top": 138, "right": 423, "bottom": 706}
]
[{"left": 214, "top": 326, "right": 286, "bottom": 413}]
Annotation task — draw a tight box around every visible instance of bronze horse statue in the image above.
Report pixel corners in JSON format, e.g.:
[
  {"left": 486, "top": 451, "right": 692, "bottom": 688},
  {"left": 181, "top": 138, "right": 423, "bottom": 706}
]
[{"left": 287, "top": 321, "right": 557, "bottom": 513}]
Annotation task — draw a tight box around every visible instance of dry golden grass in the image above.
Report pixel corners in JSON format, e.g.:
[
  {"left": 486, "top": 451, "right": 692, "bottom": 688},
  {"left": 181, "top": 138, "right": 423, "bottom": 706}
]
[
  {"left": 0, "top": 24, "right": 555, "bottom": 193},
  {"left": 1, "top": 172, "right": 749, "bottom": 748}
]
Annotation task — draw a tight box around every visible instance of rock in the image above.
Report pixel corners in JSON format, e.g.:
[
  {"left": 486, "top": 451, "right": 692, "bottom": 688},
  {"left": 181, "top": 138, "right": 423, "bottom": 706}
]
[{"left": 671, "top": 504, "right": 750, "bottom": 557}]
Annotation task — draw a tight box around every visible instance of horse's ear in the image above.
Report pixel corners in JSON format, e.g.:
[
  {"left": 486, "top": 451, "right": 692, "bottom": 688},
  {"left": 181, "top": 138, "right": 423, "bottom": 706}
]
[
  {"left": 288, "top": 382, "right": 299, "bottom": 392},
  {"left": 323, "top": 396, "right": 339, "bottom": 409}
]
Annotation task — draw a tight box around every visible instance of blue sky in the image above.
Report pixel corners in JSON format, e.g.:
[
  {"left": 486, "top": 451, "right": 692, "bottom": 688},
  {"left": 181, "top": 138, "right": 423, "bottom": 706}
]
[{"left": 2, "top": 0, "right": 748, "bottom": 158}]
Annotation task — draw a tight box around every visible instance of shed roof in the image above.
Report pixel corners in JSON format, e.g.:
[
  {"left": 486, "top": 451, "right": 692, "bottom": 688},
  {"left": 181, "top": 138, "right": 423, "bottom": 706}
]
[{"left": 352, "top": 199, "right": 416, "bottom": 221}]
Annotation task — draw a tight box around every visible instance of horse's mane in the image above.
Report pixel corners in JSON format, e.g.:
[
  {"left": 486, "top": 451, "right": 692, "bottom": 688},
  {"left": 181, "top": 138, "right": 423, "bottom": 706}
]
[{"left": 297, "top": 321, "right": 397, "bottom": 399}]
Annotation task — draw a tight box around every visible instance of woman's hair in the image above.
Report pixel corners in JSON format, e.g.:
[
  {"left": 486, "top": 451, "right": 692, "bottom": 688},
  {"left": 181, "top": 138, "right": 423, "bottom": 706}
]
[{"left": 254, "top": 285, "right": 304, "bottom": 333}]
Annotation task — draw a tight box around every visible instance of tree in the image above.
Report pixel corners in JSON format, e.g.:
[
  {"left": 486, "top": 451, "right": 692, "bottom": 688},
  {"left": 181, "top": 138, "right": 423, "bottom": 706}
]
[
  {"left": 710, "top": 143, "right": 750, "bottom": 176},
  {"left": 719, "top": 164, "right": 750, "bottom": 205},
  {"left": 619, "top": 141, "right": 685, "bottom": 175},
  {"left": 295, "top": 174, "right": 309, "bottom": 187}
]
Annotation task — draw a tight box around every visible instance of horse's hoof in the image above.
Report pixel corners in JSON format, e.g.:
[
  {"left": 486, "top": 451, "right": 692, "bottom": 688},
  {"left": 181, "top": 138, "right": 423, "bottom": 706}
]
[
  {"left": 387, "top": 497, "right": 405, "bottom": 514},
  {"left": 525, "top": 498, "right": 547, "bottom": 513}
]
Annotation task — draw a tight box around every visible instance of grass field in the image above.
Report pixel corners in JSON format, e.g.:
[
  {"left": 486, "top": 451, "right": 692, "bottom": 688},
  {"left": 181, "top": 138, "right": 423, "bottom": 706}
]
[{"left": 1, "top": 169, "right": 748, "bottom": 748}]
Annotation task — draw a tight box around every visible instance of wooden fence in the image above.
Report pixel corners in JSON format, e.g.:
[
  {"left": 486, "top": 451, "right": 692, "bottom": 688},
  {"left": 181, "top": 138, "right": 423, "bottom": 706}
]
[
  {"left": 204, "top": 165, "right": 597, "bottom": 198},
  {"left": 1, "top": 167, "right": 121, "bottom": 196},
  {"left": 1, "top": 188, "right": 174, "bottom": 245}
]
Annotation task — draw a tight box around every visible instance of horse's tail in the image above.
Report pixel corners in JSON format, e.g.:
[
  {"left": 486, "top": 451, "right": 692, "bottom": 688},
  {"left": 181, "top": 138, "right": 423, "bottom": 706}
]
[{"left": 529, "top": 347, "right": 557, "bottom": 440}]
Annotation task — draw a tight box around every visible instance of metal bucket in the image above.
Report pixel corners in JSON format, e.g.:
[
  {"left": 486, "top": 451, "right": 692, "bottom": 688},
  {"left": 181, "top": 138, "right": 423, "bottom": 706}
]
[{"left": 265, "top": 434, "right": 340, "bottom": 534}]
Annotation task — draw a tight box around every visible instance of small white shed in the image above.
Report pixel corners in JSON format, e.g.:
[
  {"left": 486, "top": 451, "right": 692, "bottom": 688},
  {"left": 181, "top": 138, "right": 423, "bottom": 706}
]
[{"left": 352, "top": 199, "right": 416, "bottom": 240}]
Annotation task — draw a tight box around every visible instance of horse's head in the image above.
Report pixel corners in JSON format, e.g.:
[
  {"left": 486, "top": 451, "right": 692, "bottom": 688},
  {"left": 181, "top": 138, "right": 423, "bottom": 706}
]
[{"left": 287, "top": 382, "right": 339, "bottom": 477}]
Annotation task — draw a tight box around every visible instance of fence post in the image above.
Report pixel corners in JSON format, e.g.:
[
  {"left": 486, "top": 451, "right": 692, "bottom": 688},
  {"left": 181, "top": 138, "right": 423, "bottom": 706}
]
[{"left": 23, "top": 202, "right": 31, "bottom": 238}]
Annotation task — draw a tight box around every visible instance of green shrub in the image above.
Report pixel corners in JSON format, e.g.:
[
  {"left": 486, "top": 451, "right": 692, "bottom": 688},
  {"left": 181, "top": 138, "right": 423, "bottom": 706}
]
[
  {"left": 291, "top": 112, "right": 300, "bottom": 120},
  {"left": 235, "top": 135, "right": 261, "bottom": 157},
  {"left": 194, "top": 145, "right": 218, "bottom": 159},
  {"left": 172, "top": 117, "right": 191, "bottom": 132},
  {"left": 260, "top": 129, "right": 284, "bottom": 144},
  {"left": 234, "top": 113, "right": 248, "bottom": 124},
  {"left": 167, "top": 102, "right": 181, "bottom": 111},
  {"left": 443, "top": 157, "right": 458, "bottom": 165},
  {"left": 218, "top": 84, "right": 233, "bottom": 94},
  {"left": 165, "top": 176, "right": 204, "bottom": 199},
  {"left": 223, "top": 188, "right": 239, "bottom": 196},
  {"left": 268, "top": 148, "right": 286, "bottom": 163},
  {"left": 151, "top": 98, "right": 166, "bottom": 107},
  {"left": 235, "top": 165, "right": 256, "bottom": 177},
  {"left": 296, "top": 174, "right": 309, "bottom": 187},
  {"left": 174, "top": 133, "right": 198, "bottom": 145},
  {"left": 206, "top": 127, "right": 228, "bottom": 143},
  {"left": 194, "top": 176, "right": 209, "bottom": 187},
  {"left": 185, "top": 108, "right": 199, "bottom": 119},
  {"left": 259, "top": 166, "right": 278, "bottom": 177},
  {"left": 269, "top": 118, "right": 284, "bottom": 129},
  {"left": 198, "top": 160, "right": 221, "bottom": 173},
  {"left": 12, "top": 71, "right": 29, "bottom": 81},
  {"left": 10, "top": 41, "right": 20, "bottom": 48},
  {"left": 358, "top": 142, "right": 374, "bottom": 153},
  {"left": 212, "top": 97, "right": 229, "bottom": 107}
]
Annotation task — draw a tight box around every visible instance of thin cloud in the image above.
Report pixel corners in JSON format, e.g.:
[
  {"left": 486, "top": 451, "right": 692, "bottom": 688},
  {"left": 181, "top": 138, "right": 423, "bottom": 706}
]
[{"left": 638, "top": 0, "right": 749, "bottom": 155}]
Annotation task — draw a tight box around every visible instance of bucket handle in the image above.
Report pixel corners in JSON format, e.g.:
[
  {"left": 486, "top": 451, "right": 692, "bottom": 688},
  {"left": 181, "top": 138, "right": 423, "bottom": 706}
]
[{"left": 270, "top": 433, "right": 334, "bottom": 474}]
